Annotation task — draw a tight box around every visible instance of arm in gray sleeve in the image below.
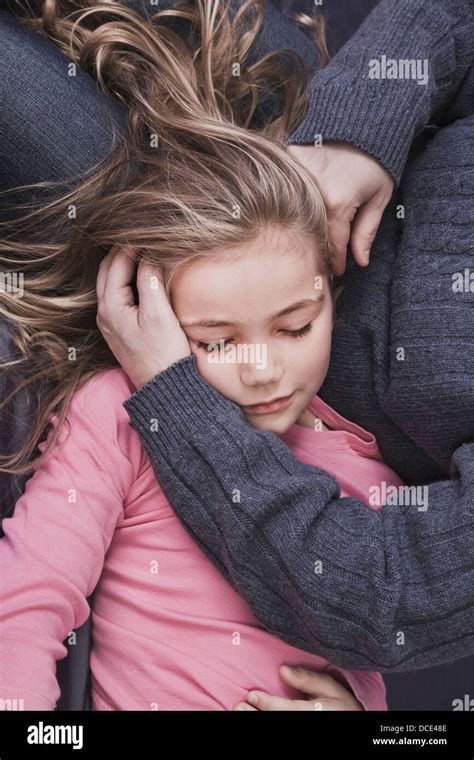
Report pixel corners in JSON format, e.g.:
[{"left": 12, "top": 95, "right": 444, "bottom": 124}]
[
  {"left": 288, "top": 0, "right": 474, "bottom": 184},
  {"left": 123, "top": 354, "right": 474, "bottom": 673}
]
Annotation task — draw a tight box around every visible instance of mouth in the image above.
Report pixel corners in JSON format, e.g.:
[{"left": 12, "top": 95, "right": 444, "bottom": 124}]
[{"left": 241, "top": 392, "right": 295, "bottom": 415}]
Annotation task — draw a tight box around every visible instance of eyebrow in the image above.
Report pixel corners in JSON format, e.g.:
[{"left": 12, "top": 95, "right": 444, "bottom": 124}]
[{"left": 180, "top": 293, "right": 325, "bottom": 329}]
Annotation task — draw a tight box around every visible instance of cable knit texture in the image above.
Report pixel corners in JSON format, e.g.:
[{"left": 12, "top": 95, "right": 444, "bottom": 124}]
[{"left": 123, "top": 0, "right": 474, "bottom": 671}]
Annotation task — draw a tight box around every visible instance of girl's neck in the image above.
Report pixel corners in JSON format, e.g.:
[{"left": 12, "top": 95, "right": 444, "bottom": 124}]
[{"left": 296, "top": 408, "right": 331, "bottom": 431}]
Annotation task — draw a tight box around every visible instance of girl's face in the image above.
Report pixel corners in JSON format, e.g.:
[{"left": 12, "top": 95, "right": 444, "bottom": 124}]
[{"left": 170, "top": 227, "right": 333, "bottom": 435}]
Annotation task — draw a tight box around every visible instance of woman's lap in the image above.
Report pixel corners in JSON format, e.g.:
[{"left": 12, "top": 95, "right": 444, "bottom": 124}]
[{"left": 0, "top": 8, "right": 126, "bottom": 216}]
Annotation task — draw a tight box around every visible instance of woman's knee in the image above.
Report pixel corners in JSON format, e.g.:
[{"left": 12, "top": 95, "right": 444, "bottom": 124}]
[{"left": 0, "top": 9, "right": 126, "bottom": 195}]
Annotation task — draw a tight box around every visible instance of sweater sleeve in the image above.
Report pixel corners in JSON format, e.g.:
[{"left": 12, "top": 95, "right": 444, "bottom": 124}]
[
  {"left": 123, "top": 354, "right": 474, "bottom": 673},
  {"left": 0, "top": 377, "right": 134, "bottom": 710},
  {"left": 288, "top": 0, "right": 474, "bottom": 185}
]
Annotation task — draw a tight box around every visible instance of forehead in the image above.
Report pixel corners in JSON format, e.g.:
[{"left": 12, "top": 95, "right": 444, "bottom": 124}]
[{"left": 171, "top": 228, "right": 321, "bottom": 322}]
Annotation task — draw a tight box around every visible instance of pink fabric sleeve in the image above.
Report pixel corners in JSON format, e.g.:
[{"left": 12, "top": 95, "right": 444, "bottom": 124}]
[
  {"left": 0, "top": 371, "right": 137, "bottom": 710},
  {"left": 324, "top": 664, "right": 387, "bottom": 711}
]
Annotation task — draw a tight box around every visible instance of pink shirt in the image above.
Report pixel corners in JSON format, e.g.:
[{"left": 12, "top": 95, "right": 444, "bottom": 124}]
[{"left": 0, "top": 368, "right": 404, "bottom": 711}]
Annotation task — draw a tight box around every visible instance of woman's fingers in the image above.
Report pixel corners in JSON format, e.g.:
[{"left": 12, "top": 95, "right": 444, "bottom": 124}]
[
  {"left": 287, "top": 142, "right": 393, "bottom": 274},
  {"left": 236, "top": 668, "right": 364, "bottom": 711},
  {"left": 95, "top": 244, "right": 191, "bottom": 389},
  {"left": 327, "top": 214, "right": 352, "bottom": 276},
  {"left": 279, "top": 665, "right": 344, "bottom": 699},
  {"left": 96, "top": 246, "right": 117, "bottom": 302},
  {"left": 350, "top": 195, "right": 387, "bottom": 267},
  {"left": 135, "top": 258, "right": 165, "bottom": 318},
  {"left": 233, "top": 702, "right": 258, "bottom": 711},
  {"left": 245, "top": 690, "right": 312, "bottom": 711},
  {"left": 102, "top": 244, "right": 137, "bottom": 306}
]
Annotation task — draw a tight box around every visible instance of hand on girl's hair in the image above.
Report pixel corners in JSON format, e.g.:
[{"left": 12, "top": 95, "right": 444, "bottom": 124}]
[
  {"left": 233, "top": 664, "right": 364, "bottom": 711},
  {"left": 96, "top": 244, "right": 191, "bottom": 389},
  {"left": 288, "top": 142, "right": 394, "bottom": 276}
]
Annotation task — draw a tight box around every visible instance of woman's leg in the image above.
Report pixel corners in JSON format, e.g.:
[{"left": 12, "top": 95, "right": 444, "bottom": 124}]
[{"left": 0, "top": 9, "right": 126, "bottom": 218}]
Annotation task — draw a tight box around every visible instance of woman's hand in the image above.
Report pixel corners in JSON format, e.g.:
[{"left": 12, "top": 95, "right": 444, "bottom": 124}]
[
  {"left": 96, "top": 245, "right": 191, "bottom": 390},
  {"left": 233, "top": 665, "right": 364, "bottom": 711},
  {"left": 288, "top": 142, "right": 394, "bottom": 276}
]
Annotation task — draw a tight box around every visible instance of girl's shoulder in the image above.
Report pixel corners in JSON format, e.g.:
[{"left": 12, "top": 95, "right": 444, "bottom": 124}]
[
  {"left": 74, "top": 366, "right": 136, "bottom": 413},
  {"left": 62, "top": 367, "right": 147, "bottom": 480}
]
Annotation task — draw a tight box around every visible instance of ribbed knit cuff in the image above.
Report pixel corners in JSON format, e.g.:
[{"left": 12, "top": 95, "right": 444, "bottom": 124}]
[
  {"left": 287, "top": 0, "right": 461, "bottom": 186},
  {"left": 122, "top": 354, "right": 243, "bottom": 450},
  {"left": 288, "top": 76, "right": 426, "bottom": 186}
]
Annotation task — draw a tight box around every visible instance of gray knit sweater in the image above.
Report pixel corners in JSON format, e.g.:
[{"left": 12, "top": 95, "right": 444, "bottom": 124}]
[{"left": 123, "top": 0, "right": 474, "bottom": 672}]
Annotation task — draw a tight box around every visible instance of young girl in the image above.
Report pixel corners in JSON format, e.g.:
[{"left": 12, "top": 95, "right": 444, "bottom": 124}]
[{"left": 0, "top": 0, "right": 395, "bottom": 710}]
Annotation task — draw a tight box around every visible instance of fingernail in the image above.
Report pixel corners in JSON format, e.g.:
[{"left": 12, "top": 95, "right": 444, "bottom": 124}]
[
  {"left": 247, "top": 692, "right": 259, "bottom": 705},
  {"left": 363, "top": 249, "right": 371, "bottom": 263}
]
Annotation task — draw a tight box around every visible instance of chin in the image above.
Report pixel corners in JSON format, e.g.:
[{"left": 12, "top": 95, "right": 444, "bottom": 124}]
[{"left": 243, "top": 406, "right": 300, "bottom": 435}]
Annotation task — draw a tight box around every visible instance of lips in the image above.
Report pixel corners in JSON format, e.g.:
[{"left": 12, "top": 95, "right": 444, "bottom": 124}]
[{"left": 242, "top": 392, "right": 294, "bottom": 414}]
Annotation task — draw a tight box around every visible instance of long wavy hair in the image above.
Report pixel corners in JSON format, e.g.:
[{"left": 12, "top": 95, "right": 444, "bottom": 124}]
[{"left": 0, "top": 0, "right": 330, "bottom": 478}]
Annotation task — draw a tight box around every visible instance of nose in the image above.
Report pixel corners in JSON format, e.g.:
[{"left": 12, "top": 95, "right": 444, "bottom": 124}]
[{"left": 239, "top": 349, "right": 284, "bottom": 388}]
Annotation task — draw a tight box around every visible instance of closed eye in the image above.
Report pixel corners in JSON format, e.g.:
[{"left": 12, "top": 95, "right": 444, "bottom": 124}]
[
  {"left": 278, "top": 322, "right": 313, "bottom": 338},
  {"left": 195, "top": 338, "right": 235, "bottom": 351},
  {"left": 194, "top": 322, "right": 313, "bottom": 351}
]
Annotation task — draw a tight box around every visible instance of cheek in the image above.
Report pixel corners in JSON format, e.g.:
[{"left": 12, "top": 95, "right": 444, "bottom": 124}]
[
  {"left": 296, "top": 346, "right": 329, "bottom": 387},
  {"left": 191, "top": 347, "right": 238, "bottom": 397},
  {"left": 291, "top": 318, "right": 332, "bottom": 382}
]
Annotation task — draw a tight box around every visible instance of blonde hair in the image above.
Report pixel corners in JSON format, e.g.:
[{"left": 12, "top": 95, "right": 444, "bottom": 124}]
[{"left": 0, "top": 0, "right": 330, "bottom": 478}]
